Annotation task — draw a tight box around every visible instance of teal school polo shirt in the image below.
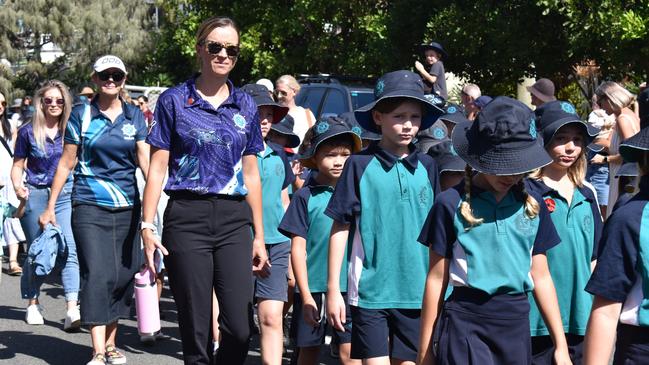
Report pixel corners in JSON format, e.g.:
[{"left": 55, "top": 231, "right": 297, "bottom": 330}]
[
  {"left": 257, "top": 142, "right": 294, "bottom": 244},
  {"left": 279, "top": 176, "right": 347, "bottom": 293},
  {"left": 418, "top": 180, "right": 561, "bottom": 296},
  {"left": 325, "top": 143, "right": 440, "bottom": 309},
  {"left": 526, "top": 179, "right": 603, "bottom": 336}
]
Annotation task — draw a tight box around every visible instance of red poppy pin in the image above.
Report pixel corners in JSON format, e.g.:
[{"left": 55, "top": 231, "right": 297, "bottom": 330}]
[{"left": 544, "top": 198, "right": 556, "bottom": 213}]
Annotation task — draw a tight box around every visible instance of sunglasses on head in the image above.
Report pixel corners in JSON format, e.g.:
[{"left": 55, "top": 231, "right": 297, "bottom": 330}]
[
  {"left": 97, "top": 71, "right": 125, "bottom": 82},
  {"left": 204, "top": 41, "right": 240, "bottom": 58},
  {"left": 43, "top": 97, "right": 65, "bottom": 106}
]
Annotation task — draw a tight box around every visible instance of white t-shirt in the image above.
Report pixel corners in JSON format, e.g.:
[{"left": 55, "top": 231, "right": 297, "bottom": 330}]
[{"left": 289, "top": 106, "right": 313, "bottom": 145}]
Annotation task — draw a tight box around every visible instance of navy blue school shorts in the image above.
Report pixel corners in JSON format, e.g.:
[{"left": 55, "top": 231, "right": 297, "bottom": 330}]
[
  {"left": 532, "top": 333, "right": 584, "bottom": 365},
  {"left": 613, "top": 324, "right": 649, "bottom": 364},
  {"left": 255, "top": 241, "right": 290, "bottom": 302},
  {"left": 290, "top": 292, "right": 352, "bottom": 347},
  {"left": 350, "top": 306, "right": 421, "bottom": 361},
  {"left": 435, "top": 287, "right": 531, "bottom": 365}
]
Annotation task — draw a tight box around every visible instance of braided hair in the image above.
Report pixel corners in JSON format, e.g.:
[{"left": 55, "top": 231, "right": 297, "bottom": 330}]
[{"left": 459, "top": 165, "right": 484, "bottom": 229}]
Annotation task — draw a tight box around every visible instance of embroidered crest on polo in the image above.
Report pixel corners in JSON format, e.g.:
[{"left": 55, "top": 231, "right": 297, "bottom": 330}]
[
  {"left": 233, "top": 113, "right": 247, "bottom": 130},
  {"left": 351, "top": 126, "right": 362, "bottom": 136},
  {"left": 433, "top": 127, "right": 445, "bottom": 140},
  {"left": 121, "top": 124, "right": 137, "bottom": 140},
  {"left": 316, "top": 121, "right": 330, "bottom": 134},
  {"left": 375, "top": 79, "right": 385, "bottom": 97},
  {"left": 529, "top": 118, "right": 537, "bottom": 139},
  {"left": 561, "top": 102, "right": 576, "bottom": 115}
]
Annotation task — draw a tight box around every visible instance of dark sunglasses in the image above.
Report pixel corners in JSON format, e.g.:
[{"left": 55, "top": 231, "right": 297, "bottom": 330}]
[
  {"left": 97, "top": 71, "right": 125, "bottom": 82},
  {"left": 205, "top": 41, "right": 240, "bottom": 58},
  {"left": 43, "top": 97, "right": 65, "bottom": 106}
]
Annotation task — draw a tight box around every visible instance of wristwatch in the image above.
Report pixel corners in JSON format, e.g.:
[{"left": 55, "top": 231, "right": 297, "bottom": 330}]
[
  {"left": 140, "top": 222, "right": 158, "bottom": 233},
  {"left": 603, "top": 155, "right": 608, "bottom": 163}
]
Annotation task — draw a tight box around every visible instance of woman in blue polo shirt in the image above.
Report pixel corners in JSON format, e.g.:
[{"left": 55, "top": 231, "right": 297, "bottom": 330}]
[
  {"left": 39, "top": 55, "right": 149, "bottom": 365},
  {"left": 11, "top": 80, "right": 80, "bottom": 331},
  {"left": 142, "top": 16, "right": 268, "bottom": 365}
]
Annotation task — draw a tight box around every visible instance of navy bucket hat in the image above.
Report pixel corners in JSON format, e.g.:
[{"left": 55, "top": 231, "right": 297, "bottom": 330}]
[
  {"left": 241, "top": 83, "right": 288, "bottom": 123},
  {"left": 616, "top": 162, "right": 639, "bottom": 178},
  {"left": 419, "top": 42, "right": 448, "bottom": 59},
  {"left": 339, "top": 112, "right": 381, "bottom": 141},
  {"left": 270, "top": 114, "right": 301, "bottom": 148},
  {"left": 355, "top": 70, "right": 445, "bottom": 134},
  {"left": 619, "top": 127, "right": 649, "bottom": 163},
  {"left": 427, "top": 139, "right": 466, "bottom": 173},
  {"left": 535, "top": 100, "right": 598, "bottom": 147},
  {"left": 416, "top": 120, "right": 448, "bottom": 154},
  {"left": 439, "top": 103, "right": 469, "bottom": 125},
  {"left": 451, "top": 96, "right": 553, "bottom": 175},
  {"left": 298, "top": 117, "right": 362, "bottom": 169}
]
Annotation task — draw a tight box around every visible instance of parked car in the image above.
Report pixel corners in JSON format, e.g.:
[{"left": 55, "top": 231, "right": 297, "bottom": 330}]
[{"left": 295, "top": 75, "right": 375, "bottom": 119}]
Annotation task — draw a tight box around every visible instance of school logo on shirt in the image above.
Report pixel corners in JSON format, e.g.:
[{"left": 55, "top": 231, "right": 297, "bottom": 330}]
[
  {"left": 233, "top": 113, "right": 247, "bottom": 131},
  {"left": 122, "top": 124, "right": 137, "bottom": 140},
  {"left": 515, "top": 214, "right": 535, "bottom": 235},
  {"left": 583, "top": 216, "right": 593, "bottom": 231},
  {"left": 275, "top": 164, "right": 283, "bottom": 177},
  {"left": 418, "top": 186, "right": 430, "bottom": 207}
]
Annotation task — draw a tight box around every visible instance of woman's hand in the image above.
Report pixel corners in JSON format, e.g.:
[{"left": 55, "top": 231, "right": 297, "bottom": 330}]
[
  {"left": 251, "top": 237, "right": 270, "bottom": 278},
  {"left": 142, "top": 228, "right": 168, "bottom": 275},
  {"left": 326, "top": 289, "right": 347, "bottom": 332},
  {"left": 302, "top": 295, "right": 320, "bottom": 327},
  {"left": 38, "top": 208, "right": 56, "bottom": 229},
  {"left": 590, "top": 154, "right": 606, "bottom": 165}
]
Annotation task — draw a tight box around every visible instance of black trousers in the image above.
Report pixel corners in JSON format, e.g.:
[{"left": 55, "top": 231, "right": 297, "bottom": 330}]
[{"left": 162, "top": 193, "right": 254, "bottom": 365}]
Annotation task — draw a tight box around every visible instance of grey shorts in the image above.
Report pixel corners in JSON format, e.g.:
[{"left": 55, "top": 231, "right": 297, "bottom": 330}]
[{"left": 254, "top": 241, "right": 290, "bottom": 302}]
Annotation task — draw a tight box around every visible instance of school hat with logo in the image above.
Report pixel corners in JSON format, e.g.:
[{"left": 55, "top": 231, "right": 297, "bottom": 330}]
[
  {"left": 270, "top": 114, "right": 301, "bottom": 148},
  {"left": 619, "top": 127, "right": 649, "bottom": 163},
  {"left": 427, "top": 139, "right": 466, "bottom": 173},
  {"left": 526, "top": 78, "right": 556, "bottom": 103},
  {"left": 93, "top": 55, "right": 127, "bottom": 74},
  {"left": 474, "top": 95, "right": 493, "bottom": 110},
  {"left": 535, "top": 100, "right": 599, "bottom": 147},
  {"left": 439, "top": 103, "right": 469, "bottom": 125},
  {"left": 355, "top": 70, "right": 445, "bottom": 134},
  {"left": 241, "top": 83, "right": 288, "bottom": 123},
  {"left": 338, "top": 112, "right": 381, "bottom": 141},
  {"left": 416, "top": 120, "right": 448, "bottom": 154},
  {"left": 419, "top": 42, "right": 448, "bottom": 59},
  {"left": 298, "top": 117, "right": 362, "bottom": 169},
  {"left": 451, "top": 96, "right": 553, "bottom": 175}
]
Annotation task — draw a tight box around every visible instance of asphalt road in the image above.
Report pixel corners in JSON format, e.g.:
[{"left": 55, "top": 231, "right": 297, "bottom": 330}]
[{"left": 0, "top": 257, "right": 336, "bottom": 365}]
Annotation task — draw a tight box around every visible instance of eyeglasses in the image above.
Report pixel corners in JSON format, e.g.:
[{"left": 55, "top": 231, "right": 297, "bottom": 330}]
[
  {"left": 97, "top": 71, "right": 125, "bottom": 82},
  {"left": 204, "top": 41, "right": 240, "bottom": 58},
  {"left": 43, "top": 97, "right": 65, "bottom": 106},
  {"left": 274, "top": 89, "right": 288, "bottom": 97}
]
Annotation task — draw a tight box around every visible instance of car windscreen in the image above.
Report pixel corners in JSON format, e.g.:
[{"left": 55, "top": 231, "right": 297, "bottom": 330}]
[
  {"left": 296, "top": 87, "right": 326, "bottom": 114},
  {"left": 350, "top": 90, "right": 375, "bottom": 110}
]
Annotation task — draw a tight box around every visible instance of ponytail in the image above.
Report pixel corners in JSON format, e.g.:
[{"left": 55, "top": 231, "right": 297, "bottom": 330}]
[{"left": 459, "top": 165, "right": 484, "bottom": 229}]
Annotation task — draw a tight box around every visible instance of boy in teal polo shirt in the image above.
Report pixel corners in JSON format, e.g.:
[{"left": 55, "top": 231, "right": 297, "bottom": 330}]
[
  {"left": 279, "top": 117, "right": 362, "bottom": 364},
  {"left": 242, "top": 84, "right": 294, "bottom": 364},
  {"left": 325, "top": 70, "right": 443, "bottom": 363}
]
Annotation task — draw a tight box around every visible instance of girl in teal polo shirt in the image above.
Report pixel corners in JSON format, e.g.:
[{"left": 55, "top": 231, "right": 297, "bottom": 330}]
[
  {"left": 527, "top": 100, "right": 603, "bottom": 364},
  {"left": 417, "top": 97, "right": 571, "bottom": 365}
]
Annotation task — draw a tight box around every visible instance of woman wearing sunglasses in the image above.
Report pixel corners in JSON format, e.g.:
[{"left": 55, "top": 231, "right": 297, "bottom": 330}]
[
  {"left": 11, "top": 80, "right": 81, "bottom": 331},
  {"left": 39, "top": 56, "right": 149, "bottom": 365},
  {"left": 142, "top": 16, "right": 268, "bottom": 365}
]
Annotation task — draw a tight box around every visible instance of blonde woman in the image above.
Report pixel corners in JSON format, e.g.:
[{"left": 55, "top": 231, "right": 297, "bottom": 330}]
[
  {"left": 590, "top": 81, "right": 640, "bottom": 216},
  {"left": 275, "top": 75, "right": 315, "bottom": 144},
  {"left": 10, "top": 80, "right": 80, "bottom": 330}
]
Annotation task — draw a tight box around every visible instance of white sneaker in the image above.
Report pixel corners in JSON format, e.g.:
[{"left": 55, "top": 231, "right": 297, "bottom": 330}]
[
  {"left": 64, "top": 306, "right": 81, "bottom": 331},
  {"left": 25, "top": 304, "right": 44, "bottom": 325},
  {"left": 86, "top": 353, "right": 106, "bottom": 365}
]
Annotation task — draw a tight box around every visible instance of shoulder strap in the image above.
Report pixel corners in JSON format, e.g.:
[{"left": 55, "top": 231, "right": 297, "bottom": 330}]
[
  {"left": 0, "top": 135, "right": 12, "bottom": 158},
  {"left": 305, "top": 108, "right": 314, "bottom": 128}
]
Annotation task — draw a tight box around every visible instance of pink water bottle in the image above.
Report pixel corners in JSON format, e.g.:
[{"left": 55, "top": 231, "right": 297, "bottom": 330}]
[{"left": 134, "top": 269, "right": 161, "bottom": 336}]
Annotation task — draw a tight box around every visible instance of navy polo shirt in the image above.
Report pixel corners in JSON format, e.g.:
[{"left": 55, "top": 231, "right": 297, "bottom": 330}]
[
  {"left": 325, "top": 143, "right": 440, "bottom": 309},
  {"left": 418, "top": 180, "right": 561, "bottom": 296},
  {"left": 525, "top": 178, "right": 603, "bottom": 336},
  {"left": 147, "top": 78, "right": 264, "bottom": 196},
  {"left": 586, "top": 175, "right": 649, "bottom": 327},
  {"left": 14, "top": 123, "right": 64, "bottom": 187},
  {"left": 279, "top": 176, "right": 348, "bottom": 293},
  {"left": 258, "top": 142, "right": 294, "bottom": 244},
  {"left": 65, "top": 100, "right": 147, "bottom": 208}
]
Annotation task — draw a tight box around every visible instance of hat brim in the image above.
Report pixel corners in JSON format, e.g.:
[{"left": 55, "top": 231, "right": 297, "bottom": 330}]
[
  {"left": 256, "top": 101, "right": 289, "bottom": 124},
  {"left": 526, "top": 86, "right": 555, "bottom": 103},
  {"left": 542, "top": 119, "right": 598, "bottom": 147},
  {"left": 355, "top": 94, "right": 444, "bottom": 134},
  {"left": 619, "top": 128, "right": 649, "bottom": 162},
  {"left": 439, "top": 114, "right": 469, "bottom": 125},
  {"left": 437, "top": 156, "right": 467, "bottom": 173},
  {"left": 299, "top": 131, "right": 363, "bottom": 169},
  {"left": 451, "top": 120, "right": 553, "bottom": 176},
  {"left": 615, "top": 162, "right": 638, "bottom": 177},
  {"left": 270, "top": 125, "right": 301, "bottom": 148}
]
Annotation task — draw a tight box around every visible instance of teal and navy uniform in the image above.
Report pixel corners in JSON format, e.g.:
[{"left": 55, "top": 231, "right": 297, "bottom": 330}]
[
  {"left": 65, "top": 100, "right": 148, "bottom": 207},
  {"left": 586, "top": 175, "right": 649, "bottom": 363},
  {"left": 278, "top": 176, "right": 352, "bottom": 347},
  {"left": 525, "top": 178, "right": 603, "bottom": 364},
  {"left": 325, "top": 142, "right": 439, "bottom": 361},
  {"left": 418, "top": 180, "right": 561, "bottom": 365},
  {"left": 255, "top": 141, "right": 294, "bottom": 302}
]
